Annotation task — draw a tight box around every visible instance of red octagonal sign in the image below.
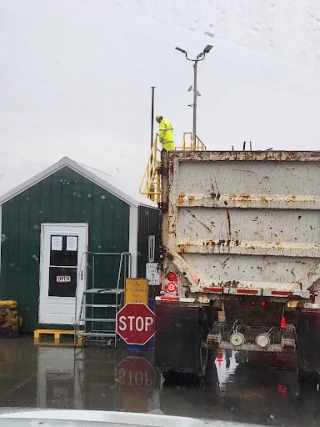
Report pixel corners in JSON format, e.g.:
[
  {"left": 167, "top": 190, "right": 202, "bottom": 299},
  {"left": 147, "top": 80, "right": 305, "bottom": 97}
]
[
  {"left": 116, "top": 356, "right": 156, "bottom": 397},
  {"left": 116, "top": 303, "right": 155, "bottom": 345}
]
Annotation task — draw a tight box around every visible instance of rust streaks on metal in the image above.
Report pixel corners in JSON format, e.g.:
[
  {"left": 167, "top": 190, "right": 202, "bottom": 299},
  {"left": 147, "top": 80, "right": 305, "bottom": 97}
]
[
  {"left": 295, "top": 263, "right": 320, "bottom": 286},
  {"left": 178, "top": 239, "right": 319, "bottom": 250},
  {"left": 188, "top": 195, "right": 195, "bottom": 206},
  {"left": 211, "top": 192, "right": 221, "bottom": 200},
  {"left": 186, "top": 209, "right": 212, "bottom": 234},
  {"left": 178, "top": 192, "right": 186, "bottom": 204},
  {"left": 177, "top": 239, "right": 320, "bottom": 258},
  {"left": 168, "top": 150, "right": 320, "bottom": 162},
  {"left": 237, "top": 194, "right": 251, "bottom": 200},
  {"left": 178, "top": 239, "right": 238, "bottom": 253},
  {"left": 226, "top": 209, "right": 232, "bottom": 240},
  {"left": 223, "top": 280, "right": 240, "bottom": 288},
  {"left": 176, "top": 194, "right": 320, "bottom": 210}
]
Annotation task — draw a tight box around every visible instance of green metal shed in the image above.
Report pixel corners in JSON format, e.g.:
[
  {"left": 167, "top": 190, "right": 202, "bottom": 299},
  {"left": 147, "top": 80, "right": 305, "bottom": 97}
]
[{"left": 0, "top": 157, "right": 160, "bottom": 333}]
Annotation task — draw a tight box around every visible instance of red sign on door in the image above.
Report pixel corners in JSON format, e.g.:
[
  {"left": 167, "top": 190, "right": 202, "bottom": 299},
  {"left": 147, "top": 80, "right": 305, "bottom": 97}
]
[{"left": 116, "top": 303, "right": 155, "bottom": 345}]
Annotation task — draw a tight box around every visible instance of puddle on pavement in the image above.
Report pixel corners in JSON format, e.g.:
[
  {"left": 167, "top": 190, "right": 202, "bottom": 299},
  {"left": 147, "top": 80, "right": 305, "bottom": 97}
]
[{"left": 0, "top": 337, "right": 320, "bottom": 427}]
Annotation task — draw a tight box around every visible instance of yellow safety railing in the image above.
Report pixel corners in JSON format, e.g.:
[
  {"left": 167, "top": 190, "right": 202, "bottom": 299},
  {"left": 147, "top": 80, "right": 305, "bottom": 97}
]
[
  {"left": 175, "top": 132, "right": 207, "bottom": 151},
  {"left": 139, "top": 133, "right": 162, "bottom": 203},
  {"left": 139, "top": 132, "right": 206, "bottom": 203}
]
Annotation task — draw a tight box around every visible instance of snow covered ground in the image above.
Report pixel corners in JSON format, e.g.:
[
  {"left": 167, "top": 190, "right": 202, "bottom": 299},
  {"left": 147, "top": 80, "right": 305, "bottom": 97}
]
[{"left": 1, "top": 0, "right": 320, "bottom": 195}]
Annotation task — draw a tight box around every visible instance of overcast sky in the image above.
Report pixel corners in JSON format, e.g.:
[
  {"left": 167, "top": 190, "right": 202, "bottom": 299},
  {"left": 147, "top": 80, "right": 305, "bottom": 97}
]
[{"left": 1, "top": 0, "right": 320, "bottom": 197}]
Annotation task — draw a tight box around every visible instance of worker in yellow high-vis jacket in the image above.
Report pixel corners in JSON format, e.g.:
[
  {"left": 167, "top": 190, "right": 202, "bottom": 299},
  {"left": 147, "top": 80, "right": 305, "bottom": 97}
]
[{"left": 156, "top": 115, "right": 175, "bottom": 151}]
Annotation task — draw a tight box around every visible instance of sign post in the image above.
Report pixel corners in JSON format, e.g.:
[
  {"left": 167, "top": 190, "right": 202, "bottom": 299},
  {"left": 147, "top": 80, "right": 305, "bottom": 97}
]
[{"left": 116, "top": 303, "right": 155, "bottom": 345}]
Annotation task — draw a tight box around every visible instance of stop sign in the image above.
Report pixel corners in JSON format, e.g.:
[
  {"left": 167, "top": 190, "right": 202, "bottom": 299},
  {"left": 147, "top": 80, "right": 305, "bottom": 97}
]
[
  {"left": 115, "top": 356, "right": 156, "bottom": 397},
  {"left": 116, "top": 303, "right": 155, "bottom": 345}
]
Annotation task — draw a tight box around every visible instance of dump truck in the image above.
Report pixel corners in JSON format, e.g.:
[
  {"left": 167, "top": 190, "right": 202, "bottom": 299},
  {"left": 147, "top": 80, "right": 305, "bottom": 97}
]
[{"left": 154, "top": 150, "right": 320, "bottom": 381}]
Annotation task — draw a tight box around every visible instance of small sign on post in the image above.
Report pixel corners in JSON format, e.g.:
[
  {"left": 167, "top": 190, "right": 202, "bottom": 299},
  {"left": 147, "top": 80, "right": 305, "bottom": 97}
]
[
  {"left": 146, "top": 263, "right": 160, "bottom": 286},
  {"left": 125, "top": 279, "right": 148, "bottom": 304}
]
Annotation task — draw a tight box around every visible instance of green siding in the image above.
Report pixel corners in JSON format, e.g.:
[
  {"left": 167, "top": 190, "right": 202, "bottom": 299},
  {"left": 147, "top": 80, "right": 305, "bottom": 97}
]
[
  {"left": 137, "top": 206, "right": 161, "bottom": 278},
  {"left": 0, "top": 167, "right": 130, "bottom": 332}
]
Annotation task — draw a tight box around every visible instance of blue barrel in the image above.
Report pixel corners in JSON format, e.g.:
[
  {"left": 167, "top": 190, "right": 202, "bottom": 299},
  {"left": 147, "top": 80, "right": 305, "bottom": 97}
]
[{"left": 127, "top": 298, "right": 155, "bottom": 352}]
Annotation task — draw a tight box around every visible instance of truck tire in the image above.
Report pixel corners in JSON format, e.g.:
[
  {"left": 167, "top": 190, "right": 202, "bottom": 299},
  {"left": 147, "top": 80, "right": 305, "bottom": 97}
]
[
  {"left": 155, "top": 303, "right": 210, "bottom": 382},
  {"left": 297, "top": 312, "right": 320, "bottom": 384}
]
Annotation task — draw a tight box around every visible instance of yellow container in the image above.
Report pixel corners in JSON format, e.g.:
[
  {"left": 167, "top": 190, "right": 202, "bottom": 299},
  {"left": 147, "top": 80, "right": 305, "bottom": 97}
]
[{"left": 0, "top": 300, "right": 22, "bottom": 337}]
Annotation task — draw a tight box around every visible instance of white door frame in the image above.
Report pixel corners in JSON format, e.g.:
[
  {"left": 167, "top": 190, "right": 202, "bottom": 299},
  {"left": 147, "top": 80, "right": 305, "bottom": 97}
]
[{"left": 38, "top": 223, "right": 88, "bottom": 326}]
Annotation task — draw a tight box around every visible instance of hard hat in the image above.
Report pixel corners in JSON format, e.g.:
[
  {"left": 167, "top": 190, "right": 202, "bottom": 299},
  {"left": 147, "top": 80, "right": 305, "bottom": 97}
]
[{"left": 155, "top": 115, "right": 162, "bottom": 122}]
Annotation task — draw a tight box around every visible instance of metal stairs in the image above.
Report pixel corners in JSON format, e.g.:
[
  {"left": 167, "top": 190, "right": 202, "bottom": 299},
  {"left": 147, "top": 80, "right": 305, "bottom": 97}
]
[
  {"left": 74, "top": 252, "right": 131, "bottom": 348},
  {"left": 139, "top": 132, "right": 206, "bottom": 203},
  {"left": 139, "top": 134, "right": 162, "bottom": 204}
]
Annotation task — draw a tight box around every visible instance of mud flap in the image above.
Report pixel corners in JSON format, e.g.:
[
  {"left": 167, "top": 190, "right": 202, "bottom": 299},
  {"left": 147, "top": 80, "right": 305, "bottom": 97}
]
[
  {"left": 297, "top": 311, "right": 320, "bottom": 376},
  {"left": 155, "top": 302, "right": 207, "bottom": 375}
]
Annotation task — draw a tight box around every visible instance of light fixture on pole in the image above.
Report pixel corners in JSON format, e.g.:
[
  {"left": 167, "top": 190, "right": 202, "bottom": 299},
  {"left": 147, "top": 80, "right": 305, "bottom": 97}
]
[{"left": 175, "top": 45, "right": 213, "bottom": 148}]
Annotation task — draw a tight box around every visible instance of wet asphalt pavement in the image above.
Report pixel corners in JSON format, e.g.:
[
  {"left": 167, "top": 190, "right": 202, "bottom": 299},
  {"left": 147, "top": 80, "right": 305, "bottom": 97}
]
[{"left": 1, "top": 337, "right": 320, "bottom": 426}]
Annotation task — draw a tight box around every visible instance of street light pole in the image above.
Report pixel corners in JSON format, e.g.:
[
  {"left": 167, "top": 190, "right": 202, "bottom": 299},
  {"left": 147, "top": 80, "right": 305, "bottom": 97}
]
[
  {"left": 150, "top": 86, "right": 155, "bottom": 150},
  {"left": 175, "top": 45, "right": 213, "bottom": 149},
  {"left": 193, "top": 61, "right": 198, "bottom": 145}
]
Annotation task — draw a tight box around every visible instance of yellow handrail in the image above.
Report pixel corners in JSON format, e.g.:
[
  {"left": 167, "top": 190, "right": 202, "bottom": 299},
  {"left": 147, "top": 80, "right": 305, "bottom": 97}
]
[
  {"left": 175, "top": 132, "right": 206, "bottom": 151},
  {"left": 139, "top": 134, "right": 162, "bottom": 203},
  {"left": 139, "top": 132, "right": 206, "bottom": 203}
]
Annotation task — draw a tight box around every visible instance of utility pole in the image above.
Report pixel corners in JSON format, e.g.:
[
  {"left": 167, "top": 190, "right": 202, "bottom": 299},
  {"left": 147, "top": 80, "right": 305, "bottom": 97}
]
[
  {"left": 149, "top": 86, "right": 156, "bottom": 200},
  {"left": 193, "top": 61, "right": 198, "bottom": 143},
  {"left": 176, "top": 45, "right": 213, "bottom": 148},
  {"left": 150, "top": 86, "right": 155, "bottom": 149}
]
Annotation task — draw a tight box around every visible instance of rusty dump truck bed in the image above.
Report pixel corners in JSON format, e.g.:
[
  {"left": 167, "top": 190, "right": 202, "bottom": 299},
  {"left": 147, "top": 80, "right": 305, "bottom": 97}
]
[{"left": 161, "top": 150, "right": 320, "bottom": 298}]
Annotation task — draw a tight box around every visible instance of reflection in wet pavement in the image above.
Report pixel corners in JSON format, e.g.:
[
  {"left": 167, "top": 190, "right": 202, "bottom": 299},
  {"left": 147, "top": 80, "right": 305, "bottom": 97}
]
[{"left": 1, "top": 337, "right": 320, "bottom": 426}]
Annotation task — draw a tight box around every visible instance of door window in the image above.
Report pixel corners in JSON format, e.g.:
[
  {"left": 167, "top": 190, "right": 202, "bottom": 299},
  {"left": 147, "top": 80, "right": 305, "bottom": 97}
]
[{"left": 48, "top": 235, "right": 78, "bottom": 298}]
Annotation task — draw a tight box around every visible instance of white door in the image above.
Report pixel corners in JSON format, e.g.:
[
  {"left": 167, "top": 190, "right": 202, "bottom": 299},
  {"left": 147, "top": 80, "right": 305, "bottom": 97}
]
[{"left": 39, "top": 223, "right": 88, "bottom": 325}]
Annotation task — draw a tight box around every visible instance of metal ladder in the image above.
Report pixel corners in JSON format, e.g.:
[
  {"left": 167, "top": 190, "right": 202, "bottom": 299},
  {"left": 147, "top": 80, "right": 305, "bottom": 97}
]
[
  {"left": 74, "top": 252, "right": 131, "bottom": 348},
  {"left": 139, "top": 132, "right": 206, "bottom": 203},
  {"left": 139, "top": 134, "right": 162, "bottom": 203}
]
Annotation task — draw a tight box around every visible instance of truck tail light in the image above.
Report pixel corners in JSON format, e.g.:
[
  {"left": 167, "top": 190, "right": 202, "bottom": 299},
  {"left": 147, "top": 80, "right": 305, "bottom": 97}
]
[
  {"left": 281, "top": 316, "right": 286, "bottom": 329},
  {"left": 167, "top": 271, "right": 177, "bottom": 281},
  {"left": 251, "top": 301, "right": 266, "bottom": 307},
  {"left": 278, "top": 384, "right": 287, "bottom": 395},
  {"left": 166, "top": 282, "right": 177, "bottom": 293},
  {"left": 271, "top": 291, "right": 293, "bottom": 296},
  {"left": 163, "top": 271, "right": 179, "bottom": 297},
  {"left": 237, "top": 289, "right": 258, "bottom": 295},
  {"left": 204, "top": 287, "right": 222, "bottom": 293}
]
